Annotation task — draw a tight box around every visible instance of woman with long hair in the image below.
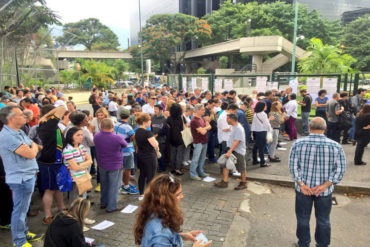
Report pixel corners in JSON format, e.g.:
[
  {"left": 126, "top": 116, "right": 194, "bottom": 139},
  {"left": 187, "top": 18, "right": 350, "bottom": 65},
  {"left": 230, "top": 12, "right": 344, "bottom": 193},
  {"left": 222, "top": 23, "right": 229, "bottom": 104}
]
[
  {"left": 44, "top": 198, "right": 105, "bottom": 247},
  {"left": 251, "top": 101, "right": 272, "bottom": 167},
  {"left": 354, "top": 104, "right": 370, "bottom": 165},
  {"left": 135, "top": 113, "right": 159, "bottom": 200},
  {"left": 268, "top": 101, "right": 286, "bottom": 162},
  {"left": 167, "top": 103, "right": 185, "bottom": 175},
  {"left": 134, "top": 174, "right": 212, "bottom": 247}
]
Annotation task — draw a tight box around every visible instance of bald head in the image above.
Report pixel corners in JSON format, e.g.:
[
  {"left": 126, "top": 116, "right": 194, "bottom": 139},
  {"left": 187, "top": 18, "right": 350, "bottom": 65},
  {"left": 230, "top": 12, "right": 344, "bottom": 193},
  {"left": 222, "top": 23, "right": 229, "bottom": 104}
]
[{"left": 309, "top": 117, "right": 326, "bottom": 133}]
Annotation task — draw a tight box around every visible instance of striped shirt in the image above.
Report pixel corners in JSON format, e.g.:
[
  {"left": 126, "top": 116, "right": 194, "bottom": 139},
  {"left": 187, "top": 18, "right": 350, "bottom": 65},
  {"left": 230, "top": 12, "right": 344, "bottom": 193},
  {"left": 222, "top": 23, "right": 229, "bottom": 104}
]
[
  {"left": 289, "top": 134, "right": 346, "bottom": 196},
  {"left": 63, "top": 144, "right": 87, "bottom": 178}
]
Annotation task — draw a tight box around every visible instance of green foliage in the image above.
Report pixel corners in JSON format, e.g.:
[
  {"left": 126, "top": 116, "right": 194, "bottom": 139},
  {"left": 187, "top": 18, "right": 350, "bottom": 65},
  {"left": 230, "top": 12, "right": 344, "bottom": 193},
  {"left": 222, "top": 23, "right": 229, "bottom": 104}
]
[
  {"left": 197, "top": 67, "right": 206, "bottom": 74},
  {"left": 298, "top": 38, "right": 357, "bottom": 74},
  {"left": 137, "top": 13, "right": 211, "bottom": 72},
  {"left": 203, "top": 0, "right": 342, "bottom": 49},
  {"left": 219, "top": 56, "right": 229, "bottom": 68},
  {"left": 342, "top": 15, "right": 370, "bottom": 71},
  {"left": 56, "top": 18, "right": 119, "bottom": 51},
  {"left": 77, "top": 60, "right": 115, "bottom": 88},
  {"left": 0, "top": 0, "right": 59, "bottom": 45}
]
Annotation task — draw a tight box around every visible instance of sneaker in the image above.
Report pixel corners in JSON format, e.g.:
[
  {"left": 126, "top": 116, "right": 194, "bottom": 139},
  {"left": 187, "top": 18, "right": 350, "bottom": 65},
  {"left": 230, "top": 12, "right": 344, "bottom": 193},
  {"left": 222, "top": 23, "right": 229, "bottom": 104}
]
[
  {"left": 42, "top": 216, "right": 53, "bottom": 225},
  {"left": 0, "top": 224, "right": 11, "bottom": 230},
  {"left": 13, "top": 242, "right": 32, "bottom": 247},
  {"left": 269, "top": 157, "right": 280, "bottom": 163},
  {"left": 260, "top": 163, "right": 271, "bottom": 168},
  {"left": 94, "top": 183, "right": 101, "bottom": 192},
  {"left": 84, "top": 218, "right": 96, "bottom": 225},
  {"left": 138, "top": 195, "right": 144, "bottom": 201},
  {"left": 187, "top": 160, "right": 192, "bottom": 164},
  {"left": 129, "top": 184, "right": 137, "bottom": 189},
  {"left": 83, "top": 226, "right": 90, "bottom": 232},
  {"left": 234, "top": 182, "right": 247, "bottom": 190},
  {"left": 214, "top": 180, "right": 228, "bottom": 188},
  {"left": 354, "top": 162, "right": 367, "bottom": 166},
  {"left": 182, "top": 161, "right": 189, "bottom": 166},
  {"left": 200, "top": 173, "right": 209, "bottom": 178},
  {"left": 26, "top": 232, "right": 42, "bottom": 242},
  {"left": 190, "top": 176, "right": 202, "bottom": 181},
  {"left": 121, "top": 186, "right": 139, "bottom": 195}
]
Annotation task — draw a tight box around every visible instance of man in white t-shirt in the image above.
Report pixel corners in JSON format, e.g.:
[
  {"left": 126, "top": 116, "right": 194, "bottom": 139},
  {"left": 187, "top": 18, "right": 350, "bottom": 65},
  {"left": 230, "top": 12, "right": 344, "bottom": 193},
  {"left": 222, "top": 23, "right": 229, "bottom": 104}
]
[
  {"left": 142, "top": 95, "right": 156, "bottom": 115},
  {"left": 217, "top": 107, "right": 231, "bottom": 156}
]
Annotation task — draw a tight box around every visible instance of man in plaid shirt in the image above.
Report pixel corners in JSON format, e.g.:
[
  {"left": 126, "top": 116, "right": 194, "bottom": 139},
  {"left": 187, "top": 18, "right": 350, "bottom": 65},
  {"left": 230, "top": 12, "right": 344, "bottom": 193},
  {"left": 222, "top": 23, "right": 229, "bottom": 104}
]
[{"left": 289, "top": 117, "right": 346, "bottom": 247}]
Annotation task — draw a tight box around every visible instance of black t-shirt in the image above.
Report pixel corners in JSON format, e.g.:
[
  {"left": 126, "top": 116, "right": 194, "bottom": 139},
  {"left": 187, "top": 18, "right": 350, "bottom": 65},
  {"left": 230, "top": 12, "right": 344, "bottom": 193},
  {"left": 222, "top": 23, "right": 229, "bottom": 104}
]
[
  {"left": 302, "top": 94, "right": 312, "bottom": 112},
  {"left": 205, "top": 108, "right": 217, "bottom": 132},
  {"left": 37, "top": 116, "right": 65, "bottom": 164},
  {"left": 135, "top": 128, "right": 155, "bottom": 155}
]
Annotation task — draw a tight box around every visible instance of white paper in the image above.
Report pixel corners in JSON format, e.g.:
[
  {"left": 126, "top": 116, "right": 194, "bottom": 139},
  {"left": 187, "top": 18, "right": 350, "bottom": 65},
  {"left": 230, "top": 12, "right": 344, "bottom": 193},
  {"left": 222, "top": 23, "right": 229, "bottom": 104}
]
[
  {"left": 191, "top": 77, "right": 197, "bottom": 91},
  {"left": 267, "top": 81, "right": 278, "bottom": 90},
  {"left": 91, "top": 220, "right": 115, "bottom": 231},
  {"left": 277, "top": 147, "right": 287, "bottom": 151},
  {"left": 256, "top": 76, "right": 267, "bottom": 92},
  {"left": 121, "top": 204, "right": 138, "bottom": 214},
  {"left": 202, "top": 176, "right": 216, "bottom": 182},
  {"left": 214, "top": 78, "right": 223, "bottom": 92},
  {"left": 224, "top": 79, "right": 233, "bottom": 91},
  {"left": 279, "top": 142, "right": 287, "bottom": 145},
  {"left": 323, "top": 77, "right": 337, "bottom": 97},
  {"left": 85, "top": 237, "right": 95, "bottom": 244},
  {"left": 201, "top": 77, "right": 209, "bottom": 91},
  {"left": 289, "top": 79, "right": 298, "bottom": 94},
  {"left": 182, "top": 77, "right": 187, "bottom": 92},
  {"left": 306, "top": 77, "right": 321, "bottom": 100}
]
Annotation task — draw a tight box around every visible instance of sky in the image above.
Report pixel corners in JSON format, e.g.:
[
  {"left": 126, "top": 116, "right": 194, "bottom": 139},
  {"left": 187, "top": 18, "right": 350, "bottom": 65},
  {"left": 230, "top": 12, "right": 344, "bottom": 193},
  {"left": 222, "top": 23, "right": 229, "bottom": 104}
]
[{"left": 46, "top": 0, "right": 136, "bottom": 49}]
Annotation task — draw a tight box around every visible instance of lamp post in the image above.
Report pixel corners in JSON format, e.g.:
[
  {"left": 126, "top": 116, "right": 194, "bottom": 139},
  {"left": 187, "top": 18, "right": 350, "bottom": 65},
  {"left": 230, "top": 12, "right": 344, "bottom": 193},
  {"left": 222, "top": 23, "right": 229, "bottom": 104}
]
[
  {"left": 291, "top": 0, "right": 299, "bottom": 75},
  {"left": 138, "top": 0, "right": 144, "bottom": 86},
  {"left": 246, "top": 18, "right": 251, "bottom": 37}
]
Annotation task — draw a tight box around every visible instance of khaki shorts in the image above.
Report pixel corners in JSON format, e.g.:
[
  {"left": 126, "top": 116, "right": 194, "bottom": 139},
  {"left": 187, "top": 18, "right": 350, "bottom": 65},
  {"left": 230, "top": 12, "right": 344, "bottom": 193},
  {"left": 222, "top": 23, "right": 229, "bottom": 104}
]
[{"left": 221, "top": 151, "right": 246, "bottom": 173}]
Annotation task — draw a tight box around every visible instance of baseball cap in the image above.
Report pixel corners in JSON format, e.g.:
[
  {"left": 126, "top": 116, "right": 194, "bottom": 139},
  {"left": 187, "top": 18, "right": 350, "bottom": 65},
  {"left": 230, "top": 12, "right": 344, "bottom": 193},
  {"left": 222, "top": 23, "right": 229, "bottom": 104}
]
[
  {"left": 119, "top": 108, "right": 130, "bottom": 118},
  {"left": 190, "top": 96, "right": 197, "bottom": 101}
]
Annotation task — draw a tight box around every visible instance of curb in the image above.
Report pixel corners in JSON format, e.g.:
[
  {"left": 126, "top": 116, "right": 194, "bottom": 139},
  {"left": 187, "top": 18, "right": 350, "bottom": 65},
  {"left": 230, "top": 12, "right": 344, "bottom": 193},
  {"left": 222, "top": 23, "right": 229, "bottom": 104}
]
[{"left": 245, "top": 173, "right": 370, "bottom": 195}]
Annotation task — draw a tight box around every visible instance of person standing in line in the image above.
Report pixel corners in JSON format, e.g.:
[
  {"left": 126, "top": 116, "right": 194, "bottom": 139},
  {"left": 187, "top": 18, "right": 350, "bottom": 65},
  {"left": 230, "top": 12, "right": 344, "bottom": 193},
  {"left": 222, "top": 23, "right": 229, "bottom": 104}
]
[
  {"left": 214, "top": 113, "right": 247, "bottom": 190},
  {"left": 337, "top": 92, "right": 352, "bottom": 144},
  {"left": 349, "top": 88, "right": 366, "bottom": 141},
  {"left": 284, "top": 93, "right": 298, "bottom": 141},
  {"left": 268, "top": 101, "right": 286, "bottom": 162},
  {"left": 108, "top": 95, "right": 118, "bottom": 117},
  {"left": 0, "top": 106, "right": 42, "bottom": 247},
  {"left": 94, "top": 118, "right": 127, "bottom": 212},
  {"left": 135, "top": 113, "right": 159, "bottom": 200},
  {"left": 204, "top": 99, "right": 217, "bottom": 163},
  {"left": 326, "top": 93, "right": 344, "bottom": 143},
  {"left": 89, "top": 88, "right": 100, "bottom": 117},
  {"left": 217, "top": 103, "right": 231, "bottom": 157},
  {"left": 289, "top": 117, "right": 346, "bottom": 247},
  {"left": 151, "top": 104, "right": 167, "bottom": 172},
  {"left": 182, "top": 105, "right": 194, "bottom": 166},
  {"left": 315, "top": 89, "right": 329, "bottom": 123},
  {"left": 251, "top": 101, "right": 272, "bottom": 167},
  {"left": 190, "top": 104, "right": 212, "bottom": 181},
  {"left": 142, "top": 95, "right": 156, "bottom": 116},
  {"left": 354, "top": 104, "right": 370, "bottom": 166},
  {"left": 298, "top": 89, "right": 312, "bottom": 136}
]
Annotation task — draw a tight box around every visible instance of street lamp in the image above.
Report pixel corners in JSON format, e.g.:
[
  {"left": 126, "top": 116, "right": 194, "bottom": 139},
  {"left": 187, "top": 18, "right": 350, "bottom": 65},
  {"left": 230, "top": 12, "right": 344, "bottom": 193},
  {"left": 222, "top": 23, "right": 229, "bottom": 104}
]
[
  {"left": 291, "top": 0, "right": 299, "bottom": 75},
  {"left": 138, "top": 0, "right": 144, "bottom": 86},
  {"left": 246, "top": 18, "right": 252, "bottom": 37}
]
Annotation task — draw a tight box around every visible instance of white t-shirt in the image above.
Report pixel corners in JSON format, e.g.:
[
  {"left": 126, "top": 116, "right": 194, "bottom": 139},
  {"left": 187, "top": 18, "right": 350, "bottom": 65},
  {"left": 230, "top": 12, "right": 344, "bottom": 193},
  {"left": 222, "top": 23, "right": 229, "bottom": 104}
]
[
  {"left": 54, "top": 100, "right": 68, "bottom": 110},
  {"left": 142, "top": 104, "right": 155, "bottom": 115},
  {"left": 108, "top": 101, "right": 118, "bottom": 112},
  {"left": 217, "top": 111, "right": 231, "bottom": 143}
]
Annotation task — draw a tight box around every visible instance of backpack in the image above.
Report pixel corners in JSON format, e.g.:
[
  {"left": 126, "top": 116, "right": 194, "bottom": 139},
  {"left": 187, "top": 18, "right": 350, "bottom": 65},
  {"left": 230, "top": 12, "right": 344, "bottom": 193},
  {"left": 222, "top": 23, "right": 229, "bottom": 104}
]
[{"left": 88, "top": 94, "right": 95, "bottom": 104}]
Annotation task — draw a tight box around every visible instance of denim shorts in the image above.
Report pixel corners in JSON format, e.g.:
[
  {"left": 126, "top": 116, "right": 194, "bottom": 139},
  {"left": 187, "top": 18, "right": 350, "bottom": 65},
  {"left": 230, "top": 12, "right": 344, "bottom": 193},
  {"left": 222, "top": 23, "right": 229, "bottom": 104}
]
[
  {"left": 38, "top": 163, "right": 62, "bottom": 191},
  {"left": 123, "top": 153, "right": 135, "bottom": 170}
]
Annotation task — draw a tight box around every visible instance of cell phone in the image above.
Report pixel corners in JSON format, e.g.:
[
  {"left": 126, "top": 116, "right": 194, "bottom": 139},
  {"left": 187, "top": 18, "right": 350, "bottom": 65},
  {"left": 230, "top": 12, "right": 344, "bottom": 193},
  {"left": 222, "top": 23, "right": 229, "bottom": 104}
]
[{"left": 195, "top": 233, "right": 209, "bottom": 244}]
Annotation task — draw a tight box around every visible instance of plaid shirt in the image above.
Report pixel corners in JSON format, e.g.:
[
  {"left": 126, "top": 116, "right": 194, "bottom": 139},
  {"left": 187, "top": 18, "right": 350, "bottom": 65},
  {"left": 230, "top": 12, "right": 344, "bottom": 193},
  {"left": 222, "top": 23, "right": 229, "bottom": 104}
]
[{"left": 289, "top": 134, "right": 346, "bottom": 196}]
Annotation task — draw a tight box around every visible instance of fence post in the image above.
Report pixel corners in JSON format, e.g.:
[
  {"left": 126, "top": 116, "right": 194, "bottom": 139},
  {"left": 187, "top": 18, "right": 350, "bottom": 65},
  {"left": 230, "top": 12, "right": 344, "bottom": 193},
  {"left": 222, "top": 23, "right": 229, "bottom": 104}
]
[
  {"left": 337, "top": 75, "right": 341, "bottom": 93},
  {"left": 178, "top": 74, "right": 182, "bottom": 90},
  {"left": 353, "top": 73, "right": 359, "bottom": 95},
  {"left": 209, "top": 74, "right": 214, "bottom": 94},
  {"left": 343, "top": 74, "right": 348, "bottom": 92}
]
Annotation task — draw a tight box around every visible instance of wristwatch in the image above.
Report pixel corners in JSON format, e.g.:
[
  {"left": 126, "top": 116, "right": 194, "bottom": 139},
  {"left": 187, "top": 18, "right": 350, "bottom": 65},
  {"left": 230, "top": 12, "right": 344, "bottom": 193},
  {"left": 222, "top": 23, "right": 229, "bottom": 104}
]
[{"left": 297, "top": 181, "right": 305, "bottom": 187}]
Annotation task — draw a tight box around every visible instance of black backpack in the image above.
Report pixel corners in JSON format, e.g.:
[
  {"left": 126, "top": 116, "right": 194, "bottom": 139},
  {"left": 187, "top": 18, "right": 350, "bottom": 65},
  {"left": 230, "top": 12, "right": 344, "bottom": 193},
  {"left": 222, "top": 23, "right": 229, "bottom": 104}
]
[{"left": 88, "top": 94, "right": 95, "bottom": 104}]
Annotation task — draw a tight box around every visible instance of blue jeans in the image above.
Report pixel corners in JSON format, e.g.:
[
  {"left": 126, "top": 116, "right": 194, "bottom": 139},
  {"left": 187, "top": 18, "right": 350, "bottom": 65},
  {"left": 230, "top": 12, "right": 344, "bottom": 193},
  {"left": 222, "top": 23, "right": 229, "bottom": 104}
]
[
  {"left": 99, "top": 167, "right": 123, "bottom": 212},
  {"left": 8, "top": 176, "right": 36, "bottom": 246},
  {"left": 295, "top": 191, "right": 332, "bottom": 247},
  {"left": 301, "top": 112, "right": 310, "bottom": 135},
  {"left": 190, "top": 143, "right": 207, "bottom": 178},
  {"left": 349, "top": 117, "right": 355, "bottom": 139},
  {"left": 327, "top": 122, "right": 340, "bottom": 143},
  {"left": 207, "top": 131, "right": 217, "bottom": 160}
]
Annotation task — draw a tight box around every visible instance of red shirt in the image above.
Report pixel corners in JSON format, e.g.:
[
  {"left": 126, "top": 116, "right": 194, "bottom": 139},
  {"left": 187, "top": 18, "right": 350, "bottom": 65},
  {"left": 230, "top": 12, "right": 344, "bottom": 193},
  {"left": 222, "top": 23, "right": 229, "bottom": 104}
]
[
  {"left": 27, "top": 104, "right": 40, "bottom": 127},
  {"left": 190, "top": 116, "right": 208, "bottom": 144}
]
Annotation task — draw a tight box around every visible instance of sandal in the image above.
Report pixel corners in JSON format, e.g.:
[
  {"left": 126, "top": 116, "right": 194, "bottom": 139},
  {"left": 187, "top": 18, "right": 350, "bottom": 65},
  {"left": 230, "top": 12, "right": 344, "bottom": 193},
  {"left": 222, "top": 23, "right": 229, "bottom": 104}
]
[{"left": 42, "top": 216, "right": 54, "bottom": 225}]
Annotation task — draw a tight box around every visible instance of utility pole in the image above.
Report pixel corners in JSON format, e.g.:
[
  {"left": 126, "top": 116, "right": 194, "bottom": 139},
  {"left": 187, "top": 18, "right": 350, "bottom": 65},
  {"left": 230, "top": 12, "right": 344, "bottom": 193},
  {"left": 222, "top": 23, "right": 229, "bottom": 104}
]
[
  {"left": 139, "top": 0, "right": 144, "bottom": 86},
  {"left": 291, "top": 0, "right": 299, "bottom": 75},
  {"left": 15, "top": 48, "right": 20, "bottom": 86}
]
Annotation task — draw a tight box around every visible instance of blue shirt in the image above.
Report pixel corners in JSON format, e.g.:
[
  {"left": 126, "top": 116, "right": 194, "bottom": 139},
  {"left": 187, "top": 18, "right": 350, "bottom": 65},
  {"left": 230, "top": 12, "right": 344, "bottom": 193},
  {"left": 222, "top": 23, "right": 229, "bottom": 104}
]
[
  {"left": 114, "top": 121, "right": 135, "bottom": 155},
  {"left": 236, "top": 109, "right": 250, "bottom": 143},
  {"left": 289, "top": 134, "right": 346, "bottom": 196},
  {"left": 315, "top": 97, "right": 328, "bottom": 111},
  {"left": 0, "top": 125, "right": 38, "bottom": 184},
  {"left": 0, "top": 102, "right": 5, "bottom": 109},
  {"left": 141, "top": 217, "right": 183, "bottom": 247}
]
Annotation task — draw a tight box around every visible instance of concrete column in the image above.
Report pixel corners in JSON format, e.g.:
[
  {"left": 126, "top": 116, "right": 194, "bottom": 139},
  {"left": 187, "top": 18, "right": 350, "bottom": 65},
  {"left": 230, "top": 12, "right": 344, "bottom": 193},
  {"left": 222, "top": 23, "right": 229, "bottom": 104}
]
[
  {"left": 191, "top": 0, "right": 197, "bottom": 16},
  {"left": 252, "top": 55, "right": 263, "bottom": 73},
  {"left": 206, "top": 0, "right": 212, "bottom": 14}
]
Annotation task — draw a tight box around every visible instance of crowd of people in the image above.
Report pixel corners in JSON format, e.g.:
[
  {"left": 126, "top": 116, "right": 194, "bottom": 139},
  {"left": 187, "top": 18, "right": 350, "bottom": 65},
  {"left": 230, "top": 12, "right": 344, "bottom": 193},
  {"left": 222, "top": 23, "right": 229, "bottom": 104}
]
[{"left": 0, "top": 82, "right": 369, "bottom": 247}]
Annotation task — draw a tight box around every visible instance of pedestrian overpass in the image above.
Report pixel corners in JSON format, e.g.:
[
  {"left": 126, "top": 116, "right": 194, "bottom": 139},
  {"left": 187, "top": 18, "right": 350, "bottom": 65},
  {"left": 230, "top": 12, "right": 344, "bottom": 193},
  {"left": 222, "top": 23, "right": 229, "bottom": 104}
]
[{"left": 57, "top": 50, "right": 132, "bottom": 59}]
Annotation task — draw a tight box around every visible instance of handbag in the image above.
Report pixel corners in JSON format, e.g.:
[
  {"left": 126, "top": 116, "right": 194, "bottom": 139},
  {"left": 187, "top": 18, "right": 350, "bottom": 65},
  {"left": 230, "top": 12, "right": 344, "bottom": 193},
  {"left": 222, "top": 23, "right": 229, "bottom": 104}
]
[
  {"left": 56, "top": 165, "right": 73, "bottom": 192},
  {"left": 181, "top": 123, "right": 193, "bottom": 147},
  {"left": 71, "top": 172, "right": 92, "bottom": 195},
  {"left": 266, "top": 130, "right": 273, "bottom": 143}
]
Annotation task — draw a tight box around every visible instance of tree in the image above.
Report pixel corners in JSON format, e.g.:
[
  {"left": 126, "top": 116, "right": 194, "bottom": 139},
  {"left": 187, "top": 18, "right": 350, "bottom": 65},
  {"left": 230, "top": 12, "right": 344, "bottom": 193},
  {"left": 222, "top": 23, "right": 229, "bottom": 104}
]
[
  {"left": 202, "top": 1, "right": 342, "bottom": 49},
  {"left": 137, "top": 13, "right": 211, "bottom": 73},
  {"left": 56, "top": 18, "right": 119, "bottom": 51},
  {"left": 298, "top": 38, "right": 356, "bottom": 74},
  {"left": 342, "top": 15, "right": 370, "bottom": 71},
  {"left": 78, "top": 60, "right": 115, "bottom": 88}
]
